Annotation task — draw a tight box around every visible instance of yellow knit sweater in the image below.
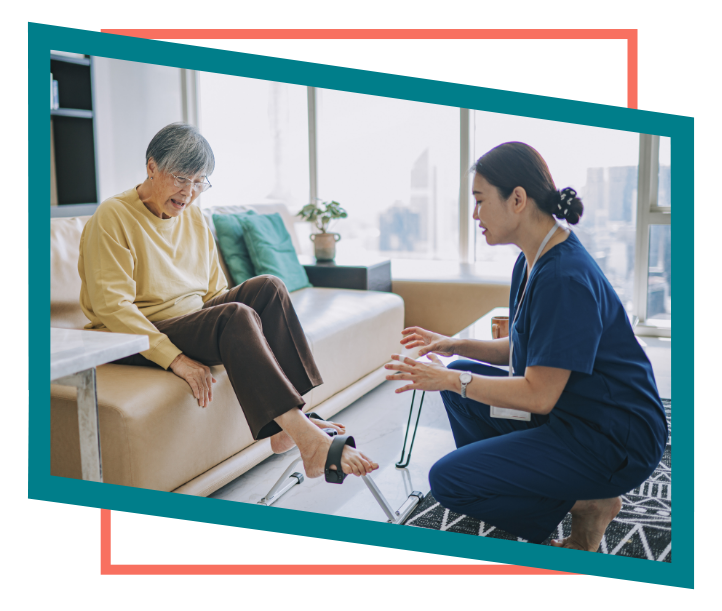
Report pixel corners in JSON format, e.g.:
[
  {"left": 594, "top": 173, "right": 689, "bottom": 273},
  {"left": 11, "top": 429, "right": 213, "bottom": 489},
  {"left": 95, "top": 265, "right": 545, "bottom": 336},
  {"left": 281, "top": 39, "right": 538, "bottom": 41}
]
[{"left": 78, "top": 187, "right": 228, "bottom": 369}]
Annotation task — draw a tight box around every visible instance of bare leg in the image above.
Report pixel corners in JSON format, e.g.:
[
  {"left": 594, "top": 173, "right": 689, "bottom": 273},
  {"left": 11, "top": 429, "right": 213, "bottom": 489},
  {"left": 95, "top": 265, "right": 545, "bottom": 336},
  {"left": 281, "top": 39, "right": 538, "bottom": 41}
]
[
  {"left": 273, "top": 408, "right": 378, "bottom": 478},
  {"left": 270, "top": 417, "right": 345, "bottom": 453},
  {"left": 550, "top": 497, "right": 623, "bottom": 552}
]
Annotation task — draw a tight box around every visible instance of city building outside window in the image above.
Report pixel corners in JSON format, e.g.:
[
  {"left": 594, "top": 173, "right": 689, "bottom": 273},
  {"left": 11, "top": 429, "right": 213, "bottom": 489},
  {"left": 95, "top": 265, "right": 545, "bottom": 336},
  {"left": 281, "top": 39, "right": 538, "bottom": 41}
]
[
  {"left": 473, "top": 111, "right": 641, "bottom": 314},
  {"left": 316, "top": 89, "right": 459, "bottom": 260},
  {"left": 196, "top": 76, "right": 670, "bottom": 334}
]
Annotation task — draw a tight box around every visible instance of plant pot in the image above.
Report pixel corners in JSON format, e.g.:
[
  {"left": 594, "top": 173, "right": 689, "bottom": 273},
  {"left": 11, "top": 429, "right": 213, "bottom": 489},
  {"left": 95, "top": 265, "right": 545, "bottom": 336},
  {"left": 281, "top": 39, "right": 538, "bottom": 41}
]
[{"left": 310, "top": 232, "right": 341, "bottom": 261}]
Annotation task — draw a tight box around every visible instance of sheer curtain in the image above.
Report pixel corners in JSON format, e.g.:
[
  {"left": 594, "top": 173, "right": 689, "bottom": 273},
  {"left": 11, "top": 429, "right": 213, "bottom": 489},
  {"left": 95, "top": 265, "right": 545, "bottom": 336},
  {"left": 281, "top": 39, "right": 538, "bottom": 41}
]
[{"left": 198, "top": 73, "right": 309, "bottom": 213}]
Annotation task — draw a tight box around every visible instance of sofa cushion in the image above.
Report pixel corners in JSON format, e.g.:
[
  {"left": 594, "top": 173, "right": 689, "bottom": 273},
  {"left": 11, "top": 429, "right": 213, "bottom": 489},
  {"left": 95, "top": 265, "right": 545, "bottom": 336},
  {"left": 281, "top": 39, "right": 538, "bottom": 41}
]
[
  {"left": 51, "top": 215, "right": 92, "bottom": 329},
  {"left": 50, "top": 287, "right": 404, "bottom": 492},
  {"left": 289, "top": 288, "right": 404, "bottom": 407},
  {"left": 240, "top": 213, "right": 312, "bottom": 292},
  {"left": 201, "top": 203, "right": 302, "bottom": 254},
  {"left": 51, "top": 363, "right": 254, "bottom": 492},
  {"left": 213, "top": 211, "right": 258, "bottom": 285}
]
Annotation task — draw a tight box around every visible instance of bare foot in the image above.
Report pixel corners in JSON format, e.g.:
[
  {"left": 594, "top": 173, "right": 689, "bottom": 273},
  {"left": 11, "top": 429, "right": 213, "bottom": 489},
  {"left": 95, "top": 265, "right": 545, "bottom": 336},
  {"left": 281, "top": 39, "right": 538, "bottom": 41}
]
[
  {"left": 550, "top": 497, "right": 622, "bottom": 552},
  {"left": 300, "top": 432, "right": 379, "bottom": 479},
  {"left": 272, "top": 409, "right": 378, "bottom": 479},
  {"left": 270, "top": 416, "right": 345, "bottom": 454}
]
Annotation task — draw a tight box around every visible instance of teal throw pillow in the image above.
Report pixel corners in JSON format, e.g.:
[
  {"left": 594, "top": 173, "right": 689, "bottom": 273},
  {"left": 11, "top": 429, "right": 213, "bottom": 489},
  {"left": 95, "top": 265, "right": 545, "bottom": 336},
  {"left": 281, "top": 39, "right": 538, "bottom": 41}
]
[
  {"left": 213, "top": 211, "right": 258, "bottom": 286},
  {"left": 239, "top": 213, "right": 312, "bottom": 292}
]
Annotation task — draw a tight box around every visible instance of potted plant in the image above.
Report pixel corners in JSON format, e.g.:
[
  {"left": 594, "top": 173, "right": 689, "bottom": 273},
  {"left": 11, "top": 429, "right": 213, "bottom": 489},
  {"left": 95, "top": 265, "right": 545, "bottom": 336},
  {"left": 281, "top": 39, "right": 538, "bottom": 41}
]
[{"left": 296, "top": 199, "right": 348, "bottom": 261}]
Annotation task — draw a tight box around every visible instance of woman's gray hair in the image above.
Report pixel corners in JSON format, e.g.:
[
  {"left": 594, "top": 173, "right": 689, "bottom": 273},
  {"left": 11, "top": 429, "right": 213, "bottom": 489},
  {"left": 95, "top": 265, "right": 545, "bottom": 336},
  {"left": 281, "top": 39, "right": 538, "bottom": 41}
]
[{"left": 145, "top": 122, "right": 215, "bottom": 177}]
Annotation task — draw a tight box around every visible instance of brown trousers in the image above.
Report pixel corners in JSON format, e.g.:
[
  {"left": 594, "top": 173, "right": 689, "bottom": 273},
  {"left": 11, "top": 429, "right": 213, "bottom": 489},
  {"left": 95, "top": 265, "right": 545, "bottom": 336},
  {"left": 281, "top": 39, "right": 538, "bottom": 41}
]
[{"left": 114, "top": 275, "right": 323, "bottom": 440}]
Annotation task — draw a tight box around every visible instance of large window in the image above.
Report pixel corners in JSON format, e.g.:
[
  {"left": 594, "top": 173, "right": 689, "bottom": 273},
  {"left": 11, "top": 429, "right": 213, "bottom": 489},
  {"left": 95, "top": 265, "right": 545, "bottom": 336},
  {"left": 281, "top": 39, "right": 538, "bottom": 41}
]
[
  {"left": 195, "top": 76, "right": 671, "bottom": 335},
  {"left": 473, "top": 111, "right": 640, "bottom": 312},
  {"left": 316, "top": 90, "right": 459, "bottom": 260},
  {"left": 198, "top": 73, "right": 309, "bottom": 211}
]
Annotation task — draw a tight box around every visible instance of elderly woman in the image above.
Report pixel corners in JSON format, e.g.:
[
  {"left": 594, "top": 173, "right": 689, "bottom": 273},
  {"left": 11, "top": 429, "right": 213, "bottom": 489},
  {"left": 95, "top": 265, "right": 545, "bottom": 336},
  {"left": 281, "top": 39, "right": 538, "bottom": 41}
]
[{"left": 78, "top": 122, "right": 377, "bottom": 481}]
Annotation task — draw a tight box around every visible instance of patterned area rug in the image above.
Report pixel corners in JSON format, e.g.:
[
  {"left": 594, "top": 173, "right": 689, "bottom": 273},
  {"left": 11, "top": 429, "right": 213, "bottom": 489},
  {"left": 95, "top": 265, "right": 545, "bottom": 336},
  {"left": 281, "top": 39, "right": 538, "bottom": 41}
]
[{"left": 404, "top": 400, "right": 671, "bottom": 562}]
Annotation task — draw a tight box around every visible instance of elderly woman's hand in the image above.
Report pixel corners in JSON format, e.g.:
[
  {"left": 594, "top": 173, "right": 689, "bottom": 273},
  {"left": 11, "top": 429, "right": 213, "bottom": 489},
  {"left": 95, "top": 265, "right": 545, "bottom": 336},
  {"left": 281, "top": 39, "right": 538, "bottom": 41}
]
[
  {"left": 169, "top": 354, "right": 216, "bottom": 408},
  {"left": 385, "top": 353, "right": 457, "bottom": 394},
  {"left": 400, "top": 326, "right": 457, "bottom": 358}
]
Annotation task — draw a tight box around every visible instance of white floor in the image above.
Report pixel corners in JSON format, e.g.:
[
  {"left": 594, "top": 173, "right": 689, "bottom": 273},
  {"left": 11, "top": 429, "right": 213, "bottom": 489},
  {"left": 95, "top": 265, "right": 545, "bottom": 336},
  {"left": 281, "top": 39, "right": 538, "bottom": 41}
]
[{"left": 211, "top": 339, "right": 671, "bottom": 522}]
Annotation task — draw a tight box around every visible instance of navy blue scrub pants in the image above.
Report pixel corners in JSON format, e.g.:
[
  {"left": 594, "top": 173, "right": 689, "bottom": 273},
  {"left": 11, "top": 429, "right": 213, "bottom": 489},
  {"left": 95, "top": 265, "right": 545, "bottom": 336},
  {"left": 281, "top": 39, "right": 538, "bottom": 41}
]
[{"left": 430, "top": 360, "right": 650, "bottom": 544}]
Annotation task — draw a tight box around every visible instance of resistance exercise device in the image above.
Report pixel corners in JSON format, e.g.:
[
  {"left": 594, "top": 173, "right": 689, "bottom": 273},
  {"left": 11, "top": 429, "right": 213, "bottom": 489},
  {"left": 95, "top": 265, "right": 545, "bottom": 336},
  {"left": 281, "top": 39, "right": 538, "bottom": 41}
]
[
  {"left": 258, "top": 413, "right": 424, "bottom": 524},
  {"left": 395, "top": 389, "right": 426, "bottom": 468}
]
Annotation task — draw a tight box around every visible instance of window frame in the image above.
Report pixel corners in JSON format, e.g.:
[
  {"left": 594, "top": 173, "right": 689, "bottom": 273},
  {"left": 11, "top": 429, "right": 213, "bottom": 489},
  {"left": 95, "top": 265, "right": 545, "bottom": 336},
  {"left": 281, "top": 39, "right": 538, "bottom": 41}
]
[
  {"left": 309, "top": 99, "right": 672, "bottom": 336},
  {"left": 634, "top": 134, "right": 672, "bottom": 337},
  {"left": 459, "top": 108, "right": 473, "bottom": 263},
  {"left": 192, "top": 79, "right": 671, "bottom": 337}
]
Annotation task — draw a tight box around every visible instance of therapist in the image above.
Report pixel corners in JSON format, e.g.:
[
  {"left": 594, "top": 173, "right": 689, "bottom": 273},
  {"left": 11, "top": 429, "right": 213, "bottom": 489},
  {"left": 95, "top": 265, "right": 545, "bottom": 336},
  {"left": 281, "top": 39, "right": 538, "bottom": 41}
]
[{"left": 385, "top": 142, "right": 668, "bottom": 551}]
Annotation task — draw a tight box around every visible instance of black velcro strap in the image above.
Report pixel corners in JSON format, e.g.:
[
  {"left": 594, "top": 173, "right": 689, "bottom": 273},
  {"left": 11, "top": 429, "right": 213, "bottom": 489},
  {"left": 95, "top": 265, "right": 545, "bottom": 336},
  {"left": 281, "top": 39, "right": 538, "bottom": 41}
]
[
  {"left": 324, "top": 435, "right": 356, "bottom": 484},
  {"left": 306, "top": 412, "right": 323, "bottom": 421}
]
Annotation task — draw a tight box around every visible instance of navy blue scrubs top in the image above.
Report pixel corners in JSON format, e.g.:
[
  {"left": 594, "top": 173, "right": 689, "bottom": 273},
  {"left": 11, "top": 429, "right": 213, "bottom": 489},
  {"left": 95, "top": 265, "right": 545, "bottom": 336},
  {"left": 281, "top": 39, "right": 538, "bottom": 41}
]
[{"left": 509, "top": 229, "right": 668, "bottom": 472}]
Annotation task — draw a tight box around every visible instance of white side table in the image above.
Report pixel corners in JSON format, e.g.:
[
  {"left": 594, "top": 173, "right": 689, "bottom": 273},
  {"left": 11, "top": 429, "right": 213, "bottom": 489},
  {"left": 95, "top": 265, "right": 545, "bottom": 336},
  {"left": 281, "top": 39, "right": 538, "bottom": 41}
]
[{"left": 50, "top": 328, "right": 149, "bottom": 482}]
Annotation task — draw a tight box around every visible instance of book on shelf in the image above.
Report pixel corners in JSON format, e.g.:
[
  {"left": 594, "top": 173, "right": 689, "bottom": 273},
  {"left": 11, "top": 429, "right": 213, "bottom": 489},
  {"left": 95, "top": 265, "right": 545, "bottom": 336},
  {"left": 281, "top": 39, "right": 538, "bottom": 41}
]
[
  {"left": 50, "top": 119, "right": 58, "bottom": 206},
  {"left": 50, "top": 73, "right": 59, "bottom": 110}
]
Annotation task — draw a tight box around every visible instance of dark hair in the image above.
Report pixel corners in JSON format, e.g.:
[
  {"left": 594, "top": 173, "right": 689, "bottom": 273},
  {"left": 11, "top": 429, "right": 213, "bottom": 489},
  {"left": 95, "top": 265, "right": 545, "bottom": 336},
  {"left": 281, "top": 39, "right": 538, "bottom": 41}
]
[{"left": 473, "top": 141, "right": 584, "bottom": 225}]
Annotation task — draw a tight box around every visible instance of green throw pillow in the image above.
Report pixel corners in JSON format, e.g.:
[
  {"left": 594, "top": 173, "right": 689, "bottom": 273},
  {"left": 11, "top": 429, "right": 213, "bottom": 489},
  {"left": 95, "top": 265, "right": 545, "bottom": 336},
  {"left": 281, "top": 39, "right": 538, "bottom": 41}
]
[
  {"left": 239, "top": 213, "right": 312, "bottom": 292},
  {"left": 213, "top": 211, "right": 258, "bottom": 286}
]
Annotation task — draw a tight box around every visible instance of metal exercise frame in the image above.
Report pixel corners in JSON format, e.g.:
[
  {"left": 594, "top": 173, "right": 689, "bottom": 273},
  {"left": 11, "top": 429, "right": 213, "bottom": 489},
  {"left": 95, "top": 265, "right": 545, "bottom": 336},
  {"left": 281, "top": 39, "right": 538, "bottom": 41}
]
[
  {"left": 258, "top": 446, "right": 424, "bottom": 525},
  {"left": 395, "top": 389, "right": 426, "bottom": 468}
]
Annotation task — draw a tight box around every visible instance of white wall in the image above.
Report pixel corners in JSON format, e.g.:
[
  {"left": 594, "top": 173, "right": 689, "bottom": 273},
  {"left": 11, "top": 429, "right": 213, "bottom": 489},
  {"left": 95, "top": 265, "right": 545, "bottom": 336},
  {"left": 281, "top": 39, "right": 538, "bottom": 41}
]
[{"left": 93, "top": 57, "right": 183, "bottom": 202}]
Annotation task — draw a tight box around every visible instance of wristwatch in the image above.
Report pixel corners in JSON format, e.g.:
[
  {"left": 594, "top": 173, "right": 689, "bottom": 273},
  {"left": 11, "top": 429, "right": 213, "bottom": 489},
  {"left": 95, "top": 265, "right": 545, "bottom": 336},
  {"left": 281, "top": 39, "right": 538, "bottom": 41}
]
[{"left": 459, "top": 372, "right": 473, "bottom": 398}]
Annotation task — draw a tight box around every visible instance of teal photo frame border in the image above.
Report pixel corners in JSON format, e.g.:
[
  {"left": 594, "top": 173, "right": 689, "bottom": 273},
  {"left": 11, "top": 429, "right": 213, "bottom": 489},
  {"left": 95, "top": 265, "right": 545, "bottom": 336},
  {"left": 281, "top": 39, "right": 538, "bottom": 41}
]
[{"left": 2, "top": 24, "right": 704, "bottom": 588}]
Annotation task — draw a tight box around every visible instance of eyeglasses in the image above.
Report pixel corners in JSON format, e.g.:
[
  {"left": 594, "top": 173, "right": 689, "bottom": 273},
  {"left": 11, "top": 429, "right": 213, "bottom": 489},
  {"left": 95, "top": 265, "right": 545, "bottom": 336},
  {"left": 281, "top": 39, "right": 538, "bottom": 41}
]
[{"left": 170, "top": 172, "right": 212, "bottom": 193}]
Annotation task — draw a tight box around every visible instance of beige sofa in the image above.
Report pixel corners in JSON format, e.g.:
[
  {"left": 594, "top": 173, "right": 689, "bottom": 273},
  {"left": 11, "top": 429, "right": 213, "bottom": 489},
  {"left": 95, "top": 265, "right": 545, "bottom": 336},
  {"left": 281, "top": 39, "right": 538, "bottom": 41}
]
[{"left": 50, "top": 203, "right": 404, "bottom": 496}]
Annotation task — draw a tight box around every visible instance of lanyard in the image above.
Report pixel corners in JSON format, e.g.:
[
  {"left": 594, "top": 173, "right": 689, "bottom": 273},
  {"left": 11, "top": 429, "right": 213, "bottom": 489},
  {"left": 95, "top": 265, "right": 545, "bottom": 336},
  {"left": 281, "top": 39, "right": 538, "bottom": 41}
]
[{"left": 508, "top": 222, "right": 560, "bottom": 375}]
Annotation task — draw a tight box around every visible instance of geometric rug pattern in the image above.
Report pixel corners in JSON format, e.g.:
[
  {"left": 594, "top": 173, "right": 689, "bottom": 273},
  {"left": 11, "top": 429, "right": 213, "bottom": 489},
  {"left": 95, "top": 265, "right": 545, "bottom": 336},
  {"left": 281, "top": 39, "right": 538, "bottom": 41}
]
[{"left": 404, "top": 400, "right": 671, "bottom": 562}]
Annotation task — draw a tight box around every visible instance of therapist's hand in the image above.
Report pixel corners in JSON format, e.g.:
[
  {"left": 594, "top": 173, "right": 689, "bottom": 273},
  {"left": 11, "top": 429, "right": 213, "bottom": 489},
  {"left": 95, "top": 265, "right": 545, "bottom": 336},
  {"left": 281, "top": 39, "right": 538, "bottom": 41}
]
[
  {"left": 169, "top": 353, "right": 217, "bottom": 408},
  {"left": 385, "top": 353, "right": 455, "bottom": 393},
  {"left": 400, "top": 326, "right": 457, "bottom": 357}
]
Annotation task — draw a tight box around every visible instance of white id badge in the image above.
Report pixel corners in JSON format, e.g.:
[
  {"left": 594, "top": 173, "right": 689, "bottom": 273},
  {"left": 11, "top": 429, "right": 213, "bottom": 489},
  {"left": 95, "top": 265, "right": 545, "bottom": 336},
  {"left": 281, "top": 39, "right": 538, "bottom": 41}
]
[
  {"left": 490, "top": 365, "right": 531, "bottom": 421},
  {"left": 490, "top": 405, "right": 531, "bottom": 421}
]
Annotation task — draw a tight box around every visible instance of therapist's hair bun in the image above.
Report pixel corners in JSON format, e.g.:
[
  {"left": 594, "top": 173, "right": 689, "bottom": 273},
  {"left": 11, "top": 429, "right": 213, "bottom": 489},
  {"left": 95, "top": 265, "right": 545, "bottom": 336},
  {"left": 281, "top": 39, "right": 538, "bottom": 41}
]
[
  {"left": 543, "top": 187, "right": 584, "bottom": 225},
  {"left": 472, "top": 142, "right": 584, "bottom": 225}
]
